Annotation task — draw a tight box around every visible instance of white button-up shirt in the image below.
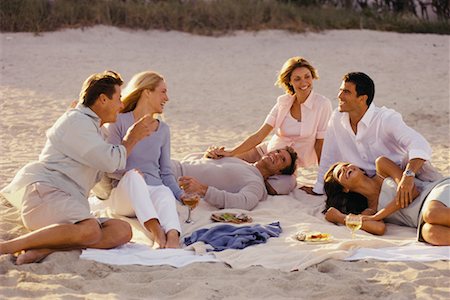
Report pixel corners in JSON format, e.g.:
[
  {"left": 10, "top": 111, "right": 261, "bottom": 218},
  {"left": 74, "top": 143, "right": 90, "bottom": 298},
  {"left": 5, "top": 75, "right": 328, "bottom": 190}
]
[
  {"left": 313, "top": 104, "right": 432, "bottom": 194},
  {"left": 264, "top": 92, "right": 332, "bottom": 167}
]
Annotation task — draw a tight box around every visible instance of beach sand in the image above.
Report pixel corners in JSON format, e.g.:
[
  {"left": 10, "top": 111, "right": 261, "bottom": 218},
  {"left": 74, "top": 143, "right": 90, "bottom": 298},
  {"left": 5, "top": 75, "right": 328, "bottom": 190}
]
[{"left": 0, "top": 27, "right": 449, "bottom": 299}]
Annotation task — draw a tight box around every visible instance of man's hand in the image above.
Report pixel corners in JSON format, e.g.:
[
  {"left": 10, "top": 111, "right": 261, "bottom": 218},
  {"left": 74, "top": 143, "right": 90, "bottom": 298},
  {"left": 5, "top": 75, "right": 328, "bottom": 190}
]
[
  {"left": 299, "top": 186, "right": 322, "bottom": 196},
  {"left": 178, "top": 176, "right": 208, "bottom": 197},
  {"left": 122, "top": 115, "right": 158, "bottom": 156},
  {"left": 395, "top": 175, "right": 417, "bottom": 208},
  {"left": 204, "top": 146, "right": 231, "bottom": 159}
]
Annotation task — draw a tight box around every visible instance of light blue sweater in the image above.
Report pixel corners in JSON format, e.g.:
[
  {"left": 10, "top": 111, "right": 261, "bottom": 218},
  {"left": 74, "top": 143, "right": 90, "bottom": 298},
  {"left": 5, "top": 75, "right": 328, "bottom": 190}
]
[{"left": 105, "top": 112, "right": 183, "bottom": 200}]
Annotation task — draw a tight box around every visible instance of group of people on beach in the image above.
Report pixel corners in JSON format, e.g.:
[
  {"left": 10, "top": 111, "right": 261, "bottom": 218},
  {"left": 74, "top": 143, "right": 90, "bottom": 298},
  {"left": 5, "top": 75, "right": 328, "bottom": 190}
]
[{"left": 0, "top": 56, "right": 449, "bottom": 265}]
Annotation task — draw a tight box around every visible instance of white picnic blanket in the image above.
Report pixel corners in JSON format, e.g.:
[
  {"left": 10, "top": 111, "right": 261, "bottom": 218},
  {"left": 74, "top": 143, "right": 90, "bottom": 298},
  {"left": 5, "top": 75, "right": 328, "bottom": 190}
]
[{"left": 82, "top": 186, "right": 449, "bottom": 271}]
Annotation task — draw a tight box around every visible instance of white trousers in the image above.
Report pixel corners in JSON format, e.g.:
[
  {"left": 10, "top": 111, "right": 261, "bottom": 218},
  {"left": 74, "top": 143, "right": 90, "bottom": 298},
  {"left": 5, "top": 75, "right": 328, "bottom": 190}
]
[{"left": 108, "top": 170, "right": 181, "bottom": 234}]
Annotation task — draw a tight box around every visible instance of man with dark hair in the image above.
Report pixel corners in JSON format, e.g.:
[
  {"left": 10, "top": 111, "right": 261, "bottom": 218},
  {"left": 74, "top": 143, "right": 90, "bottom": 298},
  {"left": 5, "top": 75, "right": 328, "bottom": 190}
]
[
  {"left": 174, "top": 146, "right": 297, "bottom": 211},
  {"left": 303, "top": 72, "right": 441, "bottom": 205},
  {"left": 0, "top": 71, "right": 156, "bottom": 264}
]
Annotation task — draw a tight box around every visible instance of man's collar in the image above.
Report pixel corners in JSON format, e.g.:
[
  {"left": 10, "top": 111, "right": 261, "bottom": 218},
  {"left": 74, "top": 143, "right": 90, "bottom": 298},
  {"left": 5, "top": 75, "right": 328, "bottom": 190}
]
[
  {"left": 359, "top": 103, "right": 376, "bottom": 127},
  {"left": 75, "top": 103, "right": 102, "bottom": 125}
]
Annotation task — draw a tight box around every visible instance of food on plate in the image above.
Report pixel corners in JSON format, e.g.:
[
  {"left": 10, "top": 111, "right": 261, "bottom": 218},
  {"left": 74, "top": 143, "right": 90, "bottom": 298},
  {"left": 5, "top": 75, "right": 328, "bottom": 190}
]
[
  {"left": 296, "top": 231, "right": 332, "bottom": 242},
  {"left": 211, "top": 212, "right": 252, "bottom": 224}
]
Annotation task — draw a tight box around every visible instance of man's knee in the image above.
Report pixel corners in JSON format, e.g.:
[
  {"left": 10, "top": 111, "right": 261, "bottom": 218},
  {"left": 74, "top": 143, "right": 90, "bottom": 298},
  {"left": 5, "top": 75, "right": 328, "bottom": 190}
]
[
  {"left": 75, "top": 219, "right": 103, "bottom": 246},
  {"left": 104, "top": 219, "right": 133, "bottom": 244}
]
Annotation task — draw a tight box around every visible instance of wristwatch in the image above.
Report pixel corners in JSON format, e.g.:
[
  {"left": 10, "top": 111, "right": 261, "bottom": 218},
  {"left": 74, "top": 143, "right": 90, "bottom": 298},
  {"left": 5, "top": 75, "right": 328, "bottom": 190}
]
[{"left": 403, "top": 169, "right": 416, "bottom": 177}]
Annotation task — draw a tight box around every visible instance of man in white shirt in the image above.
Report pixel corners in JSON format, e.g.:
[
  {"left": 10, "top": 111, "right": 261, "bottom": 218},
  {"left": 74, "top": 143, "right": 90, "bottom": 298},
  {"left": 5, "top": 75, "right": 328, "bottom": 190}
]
[
  {"left": 302, "top": 72, "right": 440, "bottom": 206},
  {"left": 0, "top": 71, "right": 156, "bottom": 264}
]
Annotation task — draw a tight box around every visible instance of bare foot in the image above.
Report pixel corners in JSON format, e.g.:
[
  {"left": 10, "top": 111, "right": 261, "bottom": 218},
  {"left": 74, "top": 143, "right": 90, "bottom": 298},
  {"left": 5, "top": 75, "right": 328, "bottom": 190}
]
[
  {"left": 15, "top": 248, "right": 54, "bottom": 265},
  {"left": 144, "top": 219, "right": 166, "bottom": 249},
  {"left": 165, "top": 230, "right": 180, "bottom": 249}
]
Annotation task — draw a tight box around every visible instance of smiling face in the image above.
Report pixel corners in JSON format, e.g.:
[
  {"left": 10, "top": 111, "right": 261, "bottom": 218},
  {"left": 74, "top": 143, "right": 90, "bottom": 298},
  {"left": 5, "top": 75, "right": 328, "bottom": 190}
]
[
  {"left": 337, "top": 81, "right": 366, "bottom": 113},
  {"left": 331, "top": 162, "right": 364, "bottom": 192},
  {"left": 147, "top": 80, "right": 168, "bottom": 114},
  {"left": 103, "top": 84, "right": 124, "bottom": 124},
  {"left": 289, "top": 67, "right": 314, "bottom": 96},
  {"left": 260, "top": 149, "right": 292, "bottom": 175}
]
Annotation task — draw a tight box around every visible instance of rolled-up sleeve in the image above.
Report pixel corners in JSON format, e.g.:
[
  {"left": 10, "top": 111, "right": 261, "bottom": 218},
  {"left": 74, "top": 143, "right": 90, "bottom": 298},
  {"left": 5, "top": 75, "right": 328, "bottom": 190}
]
[
  {"left": 264, "top": 102, "right": 279, "bottom": 127},
  {"left": 384, "top": 113, "right": 432, "bottom": 161}
]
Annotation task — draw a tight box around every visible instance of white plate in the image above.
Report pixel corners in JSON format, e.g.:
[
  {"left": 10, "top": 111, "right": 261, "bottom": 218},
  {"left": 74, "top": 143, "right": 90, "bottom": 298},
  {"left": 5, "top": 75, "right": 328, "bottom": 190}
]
[{"left": 296, "top": 232, "right": 333, "bottom": 244}]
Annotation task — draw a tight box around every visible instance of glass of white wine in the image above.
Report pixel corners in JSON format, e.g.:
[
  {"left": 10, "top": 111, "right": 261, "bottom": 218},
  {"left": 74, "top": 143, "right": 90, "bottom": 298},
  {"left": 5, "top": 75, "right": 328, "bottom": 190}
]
[
  {"left": 345, "top": 214, "right": 362, "bottom": 239},
  {"left": 182, "top": 193, "right": 200, "bottom": 224}
]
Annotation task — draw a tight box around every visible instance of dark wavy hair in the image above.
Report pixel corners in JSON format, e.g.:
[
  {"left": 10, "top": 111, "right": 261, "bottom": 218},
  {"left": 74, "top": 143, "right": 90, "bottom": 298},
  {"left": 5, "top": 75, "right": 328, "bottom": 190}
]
[
  {"left": 280, "top": 146, "right": 298, "bottom": 175},
  {"left": 322, "top": 162, "right": 368, "bottom": 214}
]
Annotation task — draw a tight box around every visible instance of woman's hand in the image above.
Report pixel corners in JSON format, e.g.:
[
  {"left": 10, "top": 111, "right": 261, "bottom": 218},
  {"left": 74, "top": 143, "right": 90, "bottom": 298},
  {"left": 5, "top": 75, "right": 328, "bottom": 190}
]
[
  {"left": 361, "top": 214, "right": 375, "bottom": 222},
  {"left": 204, "top": 146, "right": 232, "bottom": 159}
]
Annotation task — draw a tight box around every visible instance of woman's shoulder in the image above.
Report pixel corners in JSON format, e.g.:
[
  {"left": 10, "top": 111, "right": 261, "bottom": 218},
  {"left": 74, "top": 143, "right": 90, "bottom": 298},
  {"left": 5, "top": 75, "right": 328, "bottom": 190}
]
[
  {"left": 276, "top": 93, "right": 294, "bottom": 103},
  {"left": 157, "top": 120, "right": 170, "bottom": 131}
]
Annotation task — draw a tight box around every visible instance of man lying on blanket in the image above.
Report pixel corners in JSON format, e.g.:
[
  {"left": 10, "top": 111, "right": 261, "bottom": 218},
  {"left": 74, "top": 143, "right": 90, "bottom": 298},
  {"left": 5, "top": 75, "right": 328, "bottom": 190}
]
[{"left": 173, "top": 146, "right": 297, "bottom": 211}]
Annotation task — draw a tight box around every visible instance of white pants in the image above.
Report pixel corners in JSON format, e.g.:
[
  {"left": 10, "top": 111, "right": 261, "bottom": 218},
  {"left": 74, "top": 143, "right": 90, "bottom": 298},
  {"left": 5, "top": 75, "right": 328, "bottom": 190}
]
[{"left": 108, "top": 170, "right": 181, "bottom": 234}]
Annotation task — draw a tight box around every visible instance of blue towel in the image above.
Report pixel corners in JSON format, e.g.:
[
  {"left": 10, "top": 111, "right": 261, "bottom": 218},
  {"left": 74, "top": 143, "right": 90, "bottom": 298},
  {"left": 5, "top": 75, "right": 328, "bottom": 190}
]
[{"left": 184, "top": 222, "right": 282, "bottom": 251}]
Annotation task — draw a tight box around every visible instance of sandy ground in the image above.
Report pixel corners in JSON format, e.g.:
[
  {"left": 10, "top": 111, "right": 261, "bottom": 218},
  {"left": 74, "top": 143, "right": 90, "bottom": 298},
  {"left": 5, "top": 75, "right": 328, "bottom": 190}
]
[{"left": 0, "top": 26, "right": 449, "bottom": 299}]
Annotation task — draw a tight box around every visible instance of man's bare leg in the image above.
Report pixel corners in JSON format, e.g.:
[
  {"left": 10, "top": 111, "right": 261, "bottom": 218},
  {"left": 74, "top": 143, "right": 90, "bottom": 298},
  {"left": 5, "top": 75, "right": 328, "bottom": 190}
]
[{"left": 1, "top": 218, "right": 132, "bottom": 264}]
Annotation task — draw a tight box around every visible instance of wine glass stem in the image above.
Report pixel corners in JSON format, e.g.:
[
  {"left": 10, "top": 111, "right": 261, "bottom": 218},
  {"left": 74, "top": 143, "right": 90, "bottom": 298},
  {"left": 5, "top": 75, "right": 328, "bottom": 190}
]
[
  {"left": 185, "top": 207, "right": 192, "bottom": 223},
  {"left": 352, "top": 231, "right": 355, "bottom": 239}
]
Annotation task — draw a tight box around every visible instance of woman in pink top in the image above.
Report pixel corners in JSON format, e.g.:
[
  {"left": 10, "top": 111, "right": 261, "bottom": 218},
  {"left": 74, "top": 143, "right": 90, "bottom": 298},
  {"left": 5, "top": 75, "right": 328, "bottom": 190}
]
[{"left": 207, "top": 57, "right": 332, "bottom": 194}]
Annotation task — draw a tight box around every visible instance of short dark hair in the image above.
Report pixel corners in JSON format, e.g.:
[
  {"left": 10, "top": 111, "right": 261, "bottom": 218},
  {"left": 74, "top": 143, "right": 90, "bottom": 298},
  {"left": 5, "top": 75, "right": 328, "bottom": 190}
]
[
  {"left": 343, "top": 72, "right": 375, "bottom": 107},
  {"left": 322, "top": 162, "right": 368, "bottom": 214},
  {"left": 80, "top": 70, "right": 124, "bottom": 107},
  {"left": 280, "top": 146, "right": 298, "bottom": 175}
]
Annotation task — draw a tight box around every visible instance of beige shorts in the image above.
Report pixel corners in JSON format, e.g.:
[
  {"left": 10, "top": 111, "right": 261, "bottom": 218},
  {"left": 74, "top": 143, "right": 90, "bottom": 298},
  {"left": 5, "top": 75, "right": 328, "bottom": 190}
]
[{"left": 21, "top": 182, "right": 94, "bottom": 231}]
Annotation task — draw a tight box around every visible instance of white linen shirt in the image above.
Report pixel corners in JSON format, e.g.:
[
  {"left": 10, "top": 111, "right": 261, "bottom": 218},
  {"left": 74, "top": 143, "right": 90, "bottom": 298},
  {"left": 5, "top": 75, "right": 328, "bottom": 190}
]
[
  {"left": 1, "top": 104, "right": 127, "bottom": 208},
  {"left": 313, "top": 104, "right": 432, "bottom": 194}
]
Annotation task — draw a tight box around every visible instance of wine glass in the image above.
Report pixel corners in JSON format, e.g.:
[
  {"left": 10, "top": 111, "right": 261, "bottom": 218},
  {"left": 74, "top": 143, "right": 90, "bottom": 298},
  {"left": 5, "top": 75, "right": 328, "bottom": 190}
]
[
  {"left": 182, "top": 193, "right": 200, "bottom": 224},
  {"left": 345, "top": 214, "right": 362, "bottom": 239}
]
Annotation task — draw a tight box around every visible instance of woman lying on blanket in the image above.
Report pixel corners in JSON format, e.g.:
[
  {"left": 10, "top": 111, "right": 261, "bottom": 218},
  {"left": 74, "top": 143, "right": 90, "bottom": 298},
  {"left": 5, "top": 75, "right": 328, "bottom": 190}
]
[{"left": 323, "top": 156, "right": 450, "bottom": 246}]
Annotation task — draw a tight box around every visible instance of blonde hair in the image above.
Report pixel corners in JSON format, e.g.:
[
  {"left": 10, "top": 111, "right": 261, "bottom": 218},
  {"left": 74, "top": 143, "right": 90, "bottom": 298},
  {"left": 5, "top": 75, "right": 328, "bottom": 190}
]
[
  {"left": 121, "top": 71, "right": 164, "bottom": 113},
  {"left": 275, "top": 57, "right": 319, "bottom": 95}
]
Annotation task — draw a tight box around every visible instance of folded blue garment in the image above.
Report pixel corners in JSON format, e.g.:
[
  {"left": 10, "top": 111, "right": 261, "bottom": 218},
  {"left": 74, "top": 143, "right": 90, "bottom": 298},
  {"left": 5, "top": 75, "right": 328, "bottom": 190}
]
[{"left": 184, "top": 222, "right": 282, "bottom": 251}]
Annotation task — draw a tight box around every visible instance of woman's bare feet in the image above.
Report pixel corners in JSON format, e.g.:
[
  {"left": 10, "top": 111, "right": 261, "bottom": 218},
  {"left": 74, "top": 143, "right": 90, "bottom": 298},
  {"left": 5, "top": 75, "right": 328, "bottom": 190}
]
[
  {"left": 165, "top": 230, "right": 180, "bottom": 249},
  {"left": 14, "top": 248, "right": 54, "bottom": 265},
  {"left": 144, "top": 218, "right": 166, "bottom": 249}
]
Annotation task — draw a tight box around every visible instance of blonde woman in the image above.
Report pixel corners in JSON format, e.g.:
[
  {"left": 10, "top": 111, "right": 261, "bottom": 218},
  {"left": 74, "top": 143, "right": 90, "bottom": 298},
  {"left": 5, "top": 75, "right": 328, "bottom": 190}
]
[
  {"left": 207, "top": 57, "right": 332, "bottom": 194},
  {"left": 104, "top": 71, "right": 183, "bottom": 249}
]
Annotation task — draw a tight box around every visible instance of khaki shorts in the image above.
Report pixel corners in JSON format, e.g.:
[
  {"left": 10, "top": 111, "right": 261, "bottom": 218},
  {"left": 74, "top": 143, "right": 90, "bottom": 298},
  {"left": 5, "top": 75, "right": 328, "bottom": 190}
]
[{"left": 21, "top": 182, "right": 94, "bottom": 231}]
